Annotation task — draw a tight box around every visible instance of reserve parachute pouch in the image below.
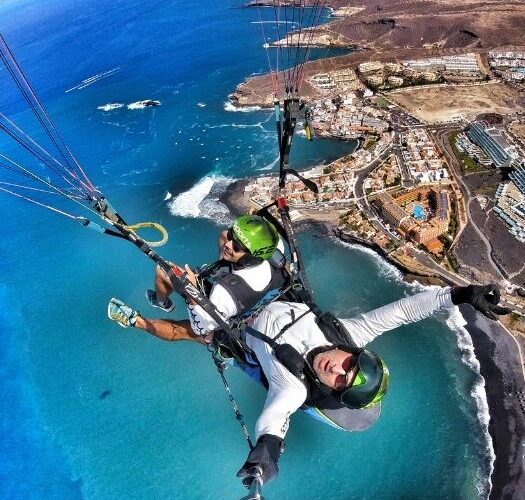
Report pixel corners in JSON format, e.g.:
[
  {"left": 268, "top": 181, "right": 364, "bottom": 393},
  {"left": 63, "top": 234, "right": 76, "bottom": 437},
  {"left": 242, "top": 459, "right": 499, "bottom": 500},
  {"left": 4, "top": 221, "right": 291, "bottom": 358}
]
[
  {"left": 315, "top": 311, "right": 358, "bottom": 349},
  {"left": 274, "top": 343, "right": 306, "bottom": 380}
]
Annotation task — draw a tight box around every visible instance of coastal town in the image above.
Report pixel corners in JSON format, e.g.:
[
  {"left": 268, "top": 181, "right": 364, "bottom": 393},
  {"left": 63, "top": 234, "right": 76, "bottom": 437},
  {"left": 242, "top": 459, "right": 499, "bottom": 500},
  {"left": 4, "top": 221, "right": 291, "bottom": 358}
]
[{"left": 240, "top": 51, "right": 525, "bottom": 319}]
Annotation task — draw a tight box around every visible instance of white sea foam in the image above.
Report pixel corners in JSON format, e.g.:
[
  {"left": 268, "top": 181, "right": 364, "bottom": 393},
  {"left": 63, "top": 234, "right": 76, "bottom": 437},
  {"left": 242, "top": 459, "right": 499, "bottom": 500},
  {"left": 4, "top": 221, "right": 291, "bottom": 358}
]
[
  {"left": 205, "top": 122, "right": 265, "bottom": 130},
  {"left": 168, "top": 174, "right": 235, "bottom": 225},
  {"left": 65, "top": 67, "right": 122, "bottom": 92},
  {"left": 333, "top": 239, "right": 404, "bottom": 282},
  {"left": 296, "top": 127, "right": 307, "bottom": 137},
  {"left": 257, "top": 164, "right": 276, "bottom": 172},
  {"left": 101, "top": 120, "right": 127, "bottom": 128},
  {"left": 127, "top": 100, "right": 161, "bottom": 110},
  {"left": 97, "top": 103, "right": 124, "bottom": 112},
  {"left": 197, "top": 102, "right": 206, "bottom": 108},
  {"left": 445, "top": 307, "right": 494, "bottom": 498},
  {"left": 223, "top": 102, "right": 262, "bottom": 113},
  {"left": 250, "top": 21, "right": 298, "bottom": 25}
]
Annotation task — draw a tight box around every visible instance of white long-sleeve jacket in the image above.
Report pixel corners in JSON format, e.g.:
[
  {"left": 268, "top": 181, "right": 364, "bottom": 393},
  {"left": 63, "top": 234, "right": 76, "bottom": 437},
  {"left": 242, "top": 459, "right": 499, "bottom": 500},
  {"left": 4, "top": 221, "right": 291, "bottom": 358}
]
[
  {"left": 187, "top": 260, "right": 276, "bottom": 336},
  {"left": 245, "top": 287, "right": 454, "bottom": 440}
]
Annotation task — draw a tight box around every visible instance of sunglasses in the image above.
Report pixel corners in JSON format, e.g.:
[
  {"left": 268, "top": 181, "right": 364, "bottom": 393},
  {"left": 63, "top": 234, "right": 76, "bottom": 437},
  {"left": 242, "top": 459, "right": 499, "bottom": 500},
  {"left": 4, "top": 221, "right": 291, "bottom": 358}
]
[
  {"left": 340, "top": 351, "right": 389, "bottom": 409},
  {"left": 226, "top": 228, "right": 249, "bottom": 253},
  {"left": 334, "top": 354, "right": 359, "bottom": 392}
]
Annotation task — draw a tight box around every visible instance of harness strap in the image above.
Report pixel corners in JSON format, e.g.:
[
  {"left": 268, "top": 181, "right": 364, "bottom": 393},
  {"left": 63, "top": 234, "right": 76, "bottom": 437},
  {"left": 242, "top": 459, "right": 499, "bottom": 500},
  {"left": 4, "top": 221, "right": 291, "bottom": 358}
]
[
  {"left": 273, "top": 307, "right": 311, "bottom": 344},
  {"left": 255, "top": 200, "right": 315, "bottom": 307},
  {"left": 243, "top": 325, "right": 280, "bottom": 351}
]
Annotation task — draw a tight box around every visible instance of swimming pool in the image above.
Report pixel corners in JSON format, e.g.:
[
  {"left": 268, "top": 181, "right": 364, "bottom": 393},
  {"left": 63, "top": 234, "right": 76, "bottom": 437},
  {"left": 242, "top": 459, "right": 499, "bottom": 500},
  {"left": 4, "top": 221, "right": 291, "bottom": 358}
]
[{"left": 412, "top": 204, "right": 426, "bottom": 220}]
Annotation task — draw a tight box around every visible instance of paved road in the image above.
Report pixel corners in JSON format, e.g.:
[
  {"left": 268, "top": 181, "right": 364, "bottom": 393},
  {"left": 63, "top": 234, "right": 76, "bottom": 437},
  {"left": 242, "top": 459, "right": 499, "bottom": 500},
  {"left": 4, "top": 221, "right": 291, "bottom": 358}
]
[
  {"left": 352, "top": 143, "right": 401, "bottom": 240},
  {"left": 347, "top": 124, "right": 524, "bottom": 313},
  {"left": 432, "top": 128, "right": 506, "bottom": 280}
]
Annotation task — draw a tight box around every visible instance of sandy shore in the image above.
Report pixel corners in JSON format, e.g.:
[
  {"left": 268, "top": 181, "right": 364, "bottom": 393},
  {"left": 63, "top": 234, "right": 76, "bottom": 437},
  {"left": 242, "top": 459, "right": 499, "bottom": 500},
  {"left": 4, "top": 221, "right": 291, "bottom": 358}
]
[
  {"left": 221, "top": 177, "right": 525, "bottom": 500},
  {"left": 459, "top": 307, "right": 525, "bottom": 500}
]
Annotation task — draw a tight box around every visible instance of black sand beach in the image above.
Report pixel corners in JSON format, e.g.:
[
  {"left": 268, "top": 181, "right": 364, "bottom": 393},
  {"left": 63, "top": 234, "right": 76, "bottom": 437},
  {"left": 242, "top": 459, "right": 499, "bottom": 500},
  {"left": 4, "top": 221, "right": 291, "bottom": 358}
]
[{"left": 460, "top": 306, "right": 525, "bottom": 500}]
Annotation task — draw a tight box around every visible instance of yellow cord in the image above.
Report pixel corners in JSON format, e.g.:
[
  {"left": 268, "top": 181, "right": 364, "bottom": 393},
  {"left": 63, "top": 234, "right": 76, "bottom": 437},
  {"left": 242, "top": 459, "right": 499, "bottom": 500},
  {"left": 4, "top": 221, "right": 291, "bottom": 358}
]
[{"left": 124, "top": 222, "right": 168, "bottom": 247}]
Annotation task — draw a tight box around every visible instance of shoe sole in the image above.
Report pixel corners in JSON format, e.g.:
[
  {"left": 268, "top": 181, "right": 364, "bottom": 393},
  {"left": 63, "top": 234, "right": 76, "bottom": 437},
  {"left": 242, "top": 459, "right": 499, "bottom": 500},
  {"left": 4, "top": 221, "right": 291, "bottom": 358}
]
[
  {"left": 145, "top": 290, "right": 175, "bottom": 313},
  {"left": 108, "top": 298, "right": 131, "bottom": 328}
]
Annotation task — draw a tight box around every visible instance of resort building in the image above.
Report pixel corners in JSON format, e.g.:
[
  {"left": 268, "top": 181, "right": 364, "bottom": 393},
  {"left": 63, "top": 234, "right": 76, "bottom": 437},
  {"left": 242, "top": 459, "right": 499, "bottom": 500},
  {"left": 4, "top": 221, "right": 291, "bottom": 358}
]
[
  {"left": 358, "top": 61, "right": 383, "bottom": 74},
  {"left": 420, "top": 71, "right": 439, "bottom": 82},
  {"left": 371, "top": 187, "right": 451, "bottom": 252},
  {"left": 494, "top": 183, "right": 525, "bottom": 243},
  {"left": 492, "top": 166, "right": 525, "bottom": 242},
  {"left": 366, "top": 75, "right": 384, "bottom": 87},
  {"left": 455, "top": 133, "right": 492, "bottom": 166},
  {"left": 371, "top": 193, "right": 410, "bottom": 228},
  {"left": 387, "top": 76, "right": 404, "bottom": 87},
  {"left": 310, "top": 74, "right": 335, "bottom": 90},
  {"left": 489, "top": 51, "right": 525, "bottom": 68},
  {"left": 404, "top": 54, "right": 481, "bottom": 75},
  {"left": 435, "top": 189, "right": 450, "bottom": 221},
  {"left": 442, "top": 54, "right": 480, "bottom": 73},
  {"left": 331, "top": 69, "right": 359, "bottom": 88},
  {"left": 511, "top": 165, "right": 525, "bottom": 194},
  {"left": 503, "top": 69, "right": 525, "bottom": 81},
  {"left": 466, "top": 122, "right": 519, "bottom": 168},
  {"left": 385, "top": 63, "right": 402, "bottom": 73}
]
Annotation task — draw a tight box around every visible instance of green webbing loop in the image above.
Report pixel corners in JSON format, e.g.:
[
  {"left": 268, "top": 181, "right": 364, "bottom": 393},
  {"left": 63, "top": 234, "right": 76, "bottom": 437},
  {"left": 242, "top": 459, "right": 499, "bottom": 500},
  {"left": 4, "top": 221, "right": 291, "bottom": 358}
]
[{"left": 123, "top": 221, "right": 168, "bottom": 247}]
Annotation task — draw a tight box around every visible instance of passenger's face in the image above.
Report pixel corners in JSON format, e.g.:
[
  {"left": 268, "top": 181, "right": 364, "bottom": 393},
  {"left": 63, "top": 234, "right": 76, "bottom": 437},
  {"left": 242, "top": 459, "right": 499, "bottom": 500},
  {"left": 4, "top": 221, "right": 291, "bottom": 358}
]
[
  {"left": 312, "top": 348, "right": 357, "bottom": 391},
  {"left": 218, "top": 229, "right": 247, "bottom": 263}
]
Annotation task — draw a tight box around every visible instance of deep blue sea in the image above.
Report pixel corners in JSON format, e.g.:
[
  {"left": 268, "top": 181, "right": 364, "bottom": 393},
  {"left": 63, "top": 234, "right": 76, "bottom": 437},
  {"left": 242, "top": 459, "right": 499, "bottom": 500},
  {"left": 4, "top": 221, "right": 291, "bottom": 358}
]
[{"left": 0, "top": 1, "right": 493, "bottom": 499}]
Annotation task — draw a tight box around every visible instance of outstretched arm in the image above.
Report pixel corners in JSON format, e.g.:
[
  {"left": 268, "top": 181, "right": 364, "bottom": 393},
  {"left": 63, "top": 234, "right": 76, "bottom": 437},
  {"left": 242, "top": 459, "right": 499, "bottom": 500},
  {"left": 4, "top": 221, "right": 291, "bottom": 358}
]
[
  {"left": 339, "top": 285, "right": 511, "bottom": 348},
  {"left": 339, "top": 287, "right": 453, "bottom": 347}
]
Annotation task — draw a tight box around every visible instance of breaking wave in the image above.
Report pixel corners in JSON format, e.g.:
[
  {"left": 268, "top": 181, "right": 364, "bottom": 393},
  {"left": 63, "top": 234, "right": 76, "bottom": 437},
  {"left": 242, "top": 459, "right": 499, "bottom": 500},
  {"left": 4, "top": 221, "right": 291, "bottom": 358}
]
[
  {"left": 65, "top": 67, "right": 121, "bottom": 92},
  {"left": 168, "top": 174, "right": 235, "bottom": 225},
  {"left": 97, "top": 103, "right": 124, "bottom": 112},
  {"left": 205, "top": 122, "right": 266, "bottom": 130},
  {"left": 223, "top": 102, "right": 262, "bottom": 113},
  {"left": 446, "top": 307, "right": 494, "bottom": 498},
  {"left": 333, "top": 240, "right": 404, "bottom": 282},
  {"left": 255, "top": 156, "right": 279, "bottom": 172},
  {"left": 127, "top": 100, "right": 161, "bottom": 109}
]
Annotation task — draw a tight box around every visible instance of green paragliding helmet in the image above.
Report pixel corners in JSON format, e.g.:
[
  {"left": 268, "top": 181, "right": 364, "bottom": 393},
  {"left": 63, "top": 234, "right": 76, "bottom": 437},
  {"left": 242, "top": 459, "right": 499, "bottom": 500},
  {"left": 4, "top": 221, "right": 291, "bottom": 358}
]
[{"left": 231, "top": 215, "right": 279, "bottom": 260}]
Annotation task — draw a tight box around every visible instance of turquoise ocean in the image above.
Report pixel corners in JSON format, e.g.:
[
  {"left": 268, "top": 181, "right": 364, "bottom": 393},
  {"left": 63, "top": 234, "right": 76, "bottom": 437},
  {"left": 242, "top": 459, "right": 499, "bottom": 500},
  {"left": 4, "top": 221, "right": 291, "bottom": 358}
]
[{"left": 0, "top": 1, "right": 493, "bottom": 499}]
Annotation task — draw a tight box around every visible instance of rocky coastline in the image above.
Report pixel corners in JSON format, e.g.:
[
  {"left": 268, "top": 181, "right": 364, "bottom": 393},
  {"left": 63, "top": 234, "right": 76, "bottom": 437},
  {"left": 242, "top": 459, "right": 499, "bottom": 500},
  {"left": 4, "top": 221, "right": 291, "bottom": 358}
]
[{"left": 220, "top": 176, "right": 525, "bottom": 500}]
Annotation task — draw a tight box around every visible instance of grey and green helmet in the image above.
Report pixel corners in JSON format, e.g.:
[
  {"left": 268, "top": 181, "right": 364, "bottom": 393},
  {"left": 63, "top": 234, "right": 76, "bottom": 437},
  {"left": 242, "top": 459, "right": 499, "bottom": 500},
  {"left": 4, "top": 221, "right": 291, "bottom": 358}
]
[
  {"left": 340, "top": 350, "right": 389, "bottom": 409},
  {"left": 231, "top": 215, "right": 279, "bottom": 260}
]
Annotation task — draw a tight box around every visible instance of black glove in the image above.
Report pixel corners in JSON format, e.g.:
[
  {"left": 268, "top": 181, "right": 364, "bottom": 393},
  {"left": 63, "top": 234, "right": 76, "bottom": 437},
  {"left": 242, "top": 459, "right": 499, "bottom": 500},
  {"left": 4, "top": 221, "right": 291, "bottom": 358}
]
[
  {"left": 237, "top": 434, "right": 284, "bottom": 487},
  {"left": 451, "top": 284, "right": 512, "bottom": 320}
]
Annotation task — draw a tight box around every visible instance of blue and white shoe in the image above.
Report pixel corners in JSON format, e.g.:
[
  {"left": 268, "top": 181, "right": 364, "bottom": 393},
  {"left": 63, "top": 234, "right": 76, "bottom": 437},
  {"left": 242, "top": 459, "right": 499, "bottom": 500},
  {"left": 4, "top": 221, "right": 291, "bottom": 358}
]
[
  {"left": 107, "top": 298, "right": 139, "bottom": 328},
  {"left": 145, "top": 289, "right": 175, "bottom": 312}
]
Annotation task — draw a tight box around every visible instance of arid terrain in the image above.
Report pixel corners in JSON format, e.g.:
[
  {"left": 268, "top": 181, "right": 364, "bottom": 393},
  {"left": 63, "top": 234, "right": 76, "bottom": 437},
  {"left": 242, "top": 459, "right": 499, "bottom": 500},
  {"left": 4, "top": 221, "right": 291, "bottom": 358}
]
[
  {"left": 232, "top": 0, "right": 525, "bottom": 107},
  {"left": 386, "top": 82, "right": 525, "bottom": 123},
  {"left": 325, "top": 0, "right": 525, "bottom": 51},
  {"left": 510, "top": 122, "right": 525, "bottom": 142}
]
